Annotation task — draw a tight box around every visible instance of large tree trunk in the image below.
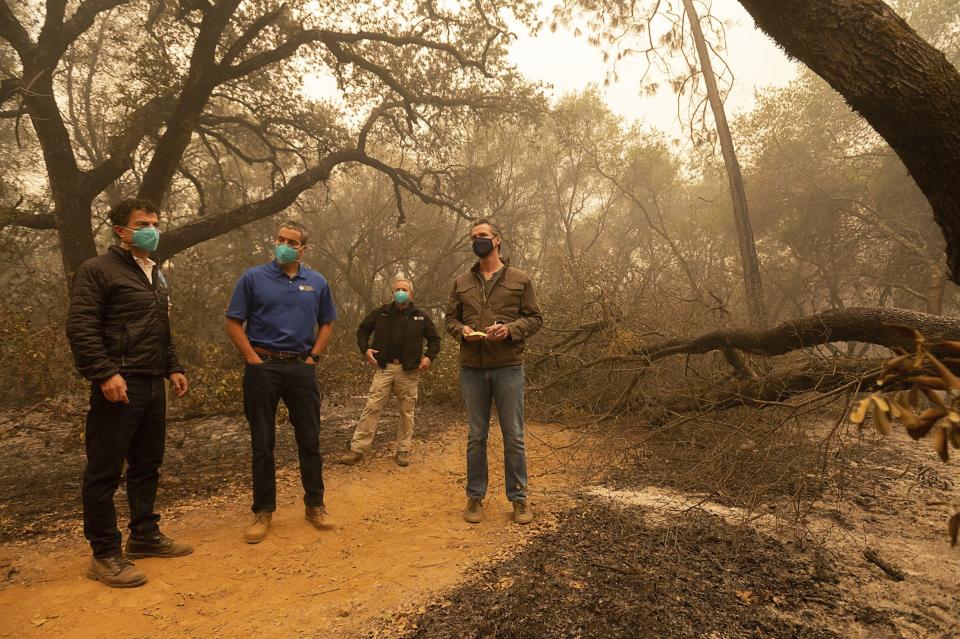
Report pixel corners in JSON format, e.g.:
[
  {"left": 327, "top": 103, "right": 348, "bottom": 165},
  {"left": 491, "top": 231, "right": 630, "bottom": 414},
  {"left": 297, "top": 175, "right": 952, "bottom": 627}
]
[
  {"left": 54, "top": 197, "right": 98, "bottom": 282},
  {"left": 736, "top": 0, "right": 960, "bottom": 281},
  {"left": 683, "top": 0, "right": 767, "bottom": 328},
  {"left": 19, "top": 60, "right": 96, "bottom": 280}
]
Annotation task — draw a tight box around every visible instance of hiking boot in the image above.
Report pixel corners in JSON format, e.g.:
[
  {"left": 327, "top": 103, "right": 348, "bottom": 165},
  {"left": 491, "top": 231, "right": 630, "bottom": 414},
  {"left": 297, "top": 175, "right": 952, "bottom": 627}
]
[
  {"left": 395, "top": 451, "right": 410, "bottom": 467},
  {"left": 337, "top": 450, "right": 363, "bottom": 464},
  {"left": 125, "top": 532, "right": 193, "bottom": 559},
  {"left": 244, "top": 512, "right": 272, "bottom": 544},
  {"left": 463, "top": 498, "right": 483, "bottom": 524},
  {"left": 513, "top": 500, "right": 534, "bottom": 525},
  {"left": 305, "top": 505, "right": 331, "bottom": 530},
  {"left": 86, "top": 554, "right": 147, "bottom": 588}
]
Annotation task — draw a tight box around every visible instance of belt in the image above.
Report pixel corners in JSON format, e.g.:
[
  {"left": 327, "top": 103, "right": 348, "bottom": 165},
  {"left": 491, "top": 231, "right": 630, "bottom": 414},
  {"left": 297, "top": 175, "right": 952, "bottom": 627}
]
[{"left": 253, "top": 346, "right": 307, "bottom": 360}]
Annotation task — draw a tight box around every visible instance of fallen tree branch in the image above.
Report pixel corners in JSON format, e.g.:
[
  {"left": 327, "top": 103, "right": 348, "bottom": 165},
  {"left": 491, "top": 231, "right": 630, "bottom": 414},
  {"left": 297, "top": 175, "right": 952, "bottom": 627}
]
[{"left": 631, "top": 307, "right": 960, "bottom": 362}]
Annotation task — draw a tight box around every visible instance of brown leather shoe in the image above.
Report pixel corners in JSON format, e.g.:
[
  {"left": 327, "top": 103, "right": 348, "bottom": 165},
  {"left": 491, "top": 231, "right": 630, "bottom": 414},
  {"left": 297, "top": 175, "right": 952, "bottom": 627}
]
[
  {"left": 512, "top": 500, "right": 534, "bottom": 525},
  {"left": 337, "top": 450, "right": 363, "bottom": 464},
  {"left": 86, "top": 554, "right": 147, "bottom": 588},
  {"left": 244, "top": 512, "right": 272, "bottom": 544},
  {"left": 463, "top": 498, "right": 483, "bottom": 524},
  {"left": 395, "top": 451, "right": 410, "bottom": 467},
  {"left": 125, "top": 532, "right": 193, "bottom": 558},
  {"left": 305, "top": 505, "right": 331, "bottom": 530}
]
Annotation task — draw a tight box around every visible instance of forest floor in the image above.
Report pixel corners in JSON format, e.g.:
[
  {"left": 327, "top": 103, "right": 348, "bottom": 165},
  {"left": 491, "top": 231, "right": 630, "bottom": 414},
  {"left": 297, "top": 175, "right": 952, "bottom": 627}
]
[{"left": 0, "top": 396, "right": 958, "bottom": 638}]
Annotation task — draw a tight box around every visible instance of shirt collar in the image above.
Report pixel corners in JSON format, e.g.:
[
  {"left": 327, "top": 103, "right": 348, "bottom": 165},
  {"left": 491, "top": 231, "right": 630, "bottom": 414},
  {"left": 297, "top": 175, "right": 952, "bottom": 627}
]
[
  {"left": 135, "top": 255, "right": 156, "bottom": 269},
  {"left": 110, "top": 245, "right": 154, "bottom": 268},
  {"left": 268, "top": 260, "right": 305, "bottom": 279}
]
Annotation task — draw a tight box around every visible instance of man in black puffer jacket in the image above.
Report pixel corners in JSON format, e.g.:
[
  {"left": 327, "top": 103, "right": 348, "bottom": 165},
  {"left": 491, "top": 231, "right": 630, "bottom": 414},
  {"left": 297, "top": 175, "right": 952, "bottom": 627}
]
[{"left": 67, "top": 198, "right": 192, "bottom": 588}]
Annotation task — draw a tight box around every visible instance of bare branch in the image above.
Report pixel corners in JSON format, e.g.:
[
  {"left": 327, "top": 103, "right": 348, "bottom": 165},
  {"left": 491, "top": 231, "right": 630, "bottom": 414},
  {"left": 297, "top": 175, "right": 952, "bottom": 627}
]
[
  {"left": 0, "top": 201, "right": 56, "bottom": 229},
  {"left": 354, "top": 151, "right": 471, "bottom": 220},
  {"left": 218, "top": 3, "right": 287, "bottom": 68},
  {"left": 60, "top": 0, "right": 131, "bottom": 52},
  {"left": 0, "top": 76, "right": 21, "bottom": 105},
  {"left": 153, "top": 147, "right": 362, "bottom": 260},
  {"left": 0, "top": 2, "right": 33, "bottom": 55},
  {"left": 83, "top": 93, "right": 177, "bottom": 195}
]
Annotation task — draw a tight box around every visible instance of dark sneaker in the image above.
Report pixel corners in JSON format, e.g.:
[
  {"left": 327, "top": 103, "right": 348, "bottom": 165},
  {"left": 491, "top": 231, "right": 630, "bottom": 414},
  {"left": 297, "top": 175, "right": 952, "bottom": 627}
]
[
  {"left": 337, "top": 450, "right": 363, "bottom": 464},
  {"left": 463, "top": 498, "right": 483, "bottom": 524},
  {"left": 244, "top": 512, "right": 272, "bottom": 544},
  {"left": 86, "top": 554, "right": 147, "bottom": 588},
  {"left": 395, "top": 451, "right": 410, "bottom": 467},
  {"left": 305, "top": 505, "right": 332, "bottom": 530},
  {"left": 513, "top": 500, "right": 534, "bottom": 525},
  {"left": 125, "top": 532, "right": 193, "bottom": 558}
]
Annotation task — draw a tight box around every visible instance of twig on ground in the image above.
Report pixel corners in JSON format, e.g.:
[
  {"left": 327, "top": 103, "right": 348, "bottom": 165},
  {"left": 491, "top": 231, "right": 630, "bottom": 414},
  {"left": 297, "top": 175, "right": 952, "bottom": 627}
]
[{"left": 863, "top": 548, "right": 906, "bottom": 581}]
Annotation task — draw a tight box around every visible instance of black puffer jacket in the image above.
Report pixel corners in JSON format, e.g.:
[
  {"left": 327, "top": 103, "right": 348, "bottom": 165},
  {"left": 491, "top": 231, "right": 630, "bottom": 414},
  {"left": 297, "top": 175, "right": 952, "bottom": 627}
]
[{"left": 67, "top": 246, "right": 185, "bottom": 382}]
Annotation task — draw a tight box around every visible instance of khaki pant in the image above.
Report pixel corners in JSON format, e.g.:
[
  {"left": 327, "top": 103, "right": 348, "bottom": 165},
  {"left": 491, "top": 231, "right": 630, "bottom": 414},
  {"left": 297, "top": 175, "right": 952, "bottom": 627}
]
[{"left": 351, "top": 363, "right": 420, "bottom": 454}]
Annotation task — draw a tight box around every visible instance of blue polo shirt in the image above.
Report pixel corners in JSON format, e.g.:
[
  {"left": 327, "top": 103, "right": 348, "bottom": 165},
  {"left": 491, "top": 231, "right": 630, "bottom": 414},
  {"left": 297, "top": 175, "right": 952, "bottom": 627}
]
[{"left": 226, "top": 261, "right": 337, "bottom": 353}]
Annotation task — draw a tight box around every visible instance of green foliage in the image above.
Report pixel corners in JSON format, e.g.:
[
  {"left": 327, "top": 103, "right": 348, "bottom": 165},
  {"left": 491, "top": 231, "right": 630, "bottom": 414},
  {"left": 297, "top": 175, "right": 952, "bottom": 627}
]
[
  {"left": 169, "top": 338, "right": 244, "bottom": 415},
  {"left": 418, "top": 337, "right": 464, "bottom": 404},
  {"left": 0, "top": 306, "right": 85, "bottom": 407}
]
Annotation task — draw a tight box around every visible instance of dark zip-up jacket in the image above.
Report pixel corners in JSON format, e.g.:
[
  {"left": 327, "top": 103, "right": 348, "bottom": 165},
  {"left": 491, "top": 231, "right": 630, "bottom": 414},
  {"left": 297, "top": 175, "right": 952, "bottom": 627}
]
[
  {"left": 445, "top": 263, "right": 543, "bottom": 368},
  {"left": 67, "top": 246, "right": 185, "bottom": 382},
  {"left": 357, "top": 302, "right": 441, "bottom": 371}
]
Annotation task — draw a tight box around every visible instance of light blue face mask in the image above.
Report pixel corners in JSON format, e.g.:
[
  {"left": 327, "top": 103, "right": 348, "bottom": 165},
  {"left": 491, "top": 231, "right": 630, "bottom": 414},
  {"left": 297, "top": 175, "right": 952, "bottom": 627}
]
[
  {"left": 394, "top": 290, "right": 410, "bottom": 305},
  {"left": 124, "top": 226, "right": 160, "bottom": 252},
  {"left": 274, "top": 243, "right": 299, "bottom": 265}
]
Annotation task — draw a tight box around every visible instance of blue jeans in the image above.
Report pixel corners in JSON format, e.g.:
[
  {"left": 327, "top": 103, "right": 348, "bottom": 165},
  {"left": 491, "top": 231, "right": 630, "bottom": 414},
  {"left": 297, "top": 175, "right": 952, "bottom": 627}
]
[{"left": 460, "top": 365, "right": 528, "bottom": 502}]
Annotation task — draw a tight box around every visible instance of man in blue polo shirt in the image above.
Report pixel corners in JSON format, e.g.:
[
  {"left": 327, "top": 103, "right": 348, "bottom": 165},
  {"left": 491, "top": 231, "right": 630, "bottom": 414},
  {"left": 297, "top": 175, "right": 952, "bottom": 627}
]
[{"left": 224, "top": 221, "right": 337, "bottom": 544}]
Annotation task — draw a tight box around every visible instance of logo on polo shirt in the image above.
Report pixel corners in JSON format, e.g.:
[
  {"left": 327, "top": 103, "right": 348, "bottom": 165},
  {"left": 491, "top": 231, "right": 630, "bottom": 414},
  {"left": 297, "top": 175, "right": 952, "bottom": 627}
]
[{"left": 299, "top": 285, "right": 315, "bottom": 291}]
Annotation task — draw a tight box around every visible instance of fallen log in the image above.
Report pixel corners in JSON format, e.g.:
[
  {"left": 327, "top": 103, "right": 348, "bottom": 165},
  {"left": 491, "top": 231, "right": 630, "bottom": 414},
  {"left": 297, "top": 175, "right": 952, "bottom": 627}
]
[
  {"left": 631, "top": 307, "right": 960, "bottom": 363},
  {"left": 533, "top": 307, "right": 960, "bottom": 395}
]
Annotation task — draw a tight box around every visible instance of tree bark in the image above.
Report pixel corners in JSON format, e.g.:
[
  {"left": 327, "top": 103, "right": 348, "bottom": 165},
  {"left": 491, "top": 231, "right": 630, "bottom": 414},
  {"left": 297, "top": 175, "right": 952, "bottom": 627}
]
[
  {"left": 54, "top": 196, "right": 98, "bottom": 282},
  {"left": 137, "top": 0, "right": 241, "bottom": 203},
  {"left": 736, "top": 0, "right": 960, "bottom": 281},
  {"left": 683, "top": 0, "right": 767, "bottom": 328},
  {"left": 632, "top": 306, "right": 960, "bottom": 363},
  {"left": 927, "top": 266, "right": 948, "bottom": 315}
]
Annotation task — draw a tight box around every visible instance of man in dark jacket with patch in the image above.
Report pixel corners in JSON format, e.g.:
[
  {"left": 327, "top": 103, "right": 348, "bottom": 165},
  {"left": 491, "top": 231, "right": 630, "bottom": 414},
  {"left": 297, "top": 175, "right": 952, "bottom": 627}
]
[
  {"left": 67, "top": 198, "right": 192, "bottom": 589},
  {"left": 338, "top": 277, "right": 441, "bottom": 467}
]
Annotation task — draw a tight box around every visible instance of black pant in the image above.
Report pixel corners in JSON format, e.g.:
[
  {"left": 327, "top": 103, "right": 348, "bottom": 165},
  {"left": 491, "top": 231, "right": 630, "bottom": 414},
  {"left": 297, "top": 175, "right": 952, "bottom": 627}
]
[
  {"left": 243, "top": 359, "right": 325, "bottom": 512},
  {"left": 82, "top": 375, "right": 166, "bottom": 558}
]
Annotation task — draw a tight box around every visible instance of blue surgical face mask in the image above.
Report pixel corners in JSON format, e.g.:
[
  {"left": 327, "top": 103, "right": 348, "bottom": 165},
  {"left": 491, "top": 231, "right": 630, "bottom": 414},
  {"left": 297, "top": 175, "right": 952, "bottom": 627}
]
[
  {"left": 124, "top": 226, "right": 160, "bottom": 252},
  {"left": 274, "top": 243, "right": 299, "bottom": 264},
  {"left": 394, "top": 290, "right": 410, "bottom": 305}
]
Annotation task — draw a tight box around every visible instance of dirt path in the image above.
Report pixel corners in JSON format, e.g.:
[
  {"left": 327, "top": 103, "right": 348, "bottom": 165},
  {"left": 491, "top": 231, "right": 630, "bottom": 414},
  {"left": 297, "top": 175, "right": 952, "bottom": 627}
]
[{"left": 0, "top": 422, "right": 589, "bottom": 638}]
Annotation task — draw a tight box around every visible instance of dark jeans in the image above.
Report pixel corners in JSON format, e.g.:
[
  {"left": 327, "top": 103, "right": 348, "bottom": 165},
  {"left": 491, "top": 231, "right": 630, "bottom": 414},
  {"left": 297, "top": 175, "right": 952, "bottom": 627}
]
[
  {"left": 243, "top": 359, "right": 325, "bottom": 513},
  {"left": 82, "top": 375, "right": 166, "bottom": 558},
  {"left": 460, "top": 365, "right": 528, "bottom": 502}
]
